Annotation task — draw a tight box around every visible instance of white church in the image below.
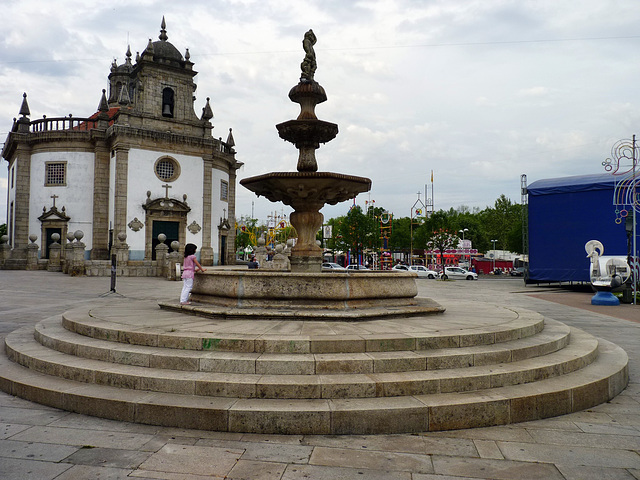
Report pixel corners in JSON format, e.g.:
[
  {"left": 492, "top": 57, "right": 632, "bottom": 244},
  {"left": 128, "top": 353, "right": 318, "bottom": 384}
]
[{"left": 1, "top": 18, "right": 241, "bottom": 272}]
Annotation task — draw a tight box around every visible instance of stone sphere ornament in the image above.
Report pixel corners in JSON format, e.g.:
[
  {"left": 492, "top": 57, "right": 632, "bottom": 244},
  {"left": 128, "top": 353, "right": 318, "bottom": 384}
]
[
  {"left": 74, "top": 230, "right": 84, "bottom": 241},
  {"left": 51, "top": 233, "right": 61, "bottom": 243},
  {"left": 117, "top": 232, "right": 127, "bottom": 242},
  {"left": 171, "top": 241, "right": 180, "bottom": 252},
  {"left": 67, "top": 232, "right": 75, "bottom": 243},
  {"left": 29, "top": 234, "right": 37, "bottom": 243},
  {"left": 158, "top": 233, "right": 167, "bottom": 243},
  {"left": 1, "top": 235, "right": 8, "bottom": 244}
]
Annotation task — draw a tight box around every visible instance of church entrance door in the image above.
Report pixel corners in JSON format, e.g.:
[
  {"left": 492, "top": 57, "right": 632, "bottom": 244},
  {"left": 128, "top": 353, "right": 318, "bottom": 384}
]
[
  {"left": 44, "top": 228, "right": 62, "bottom": 259},
  {"left": 152, "top": 221, "right": 179, "bottom": 260},
  {"left": 220, "top": 236, "right": 227, "bottom": 265}
]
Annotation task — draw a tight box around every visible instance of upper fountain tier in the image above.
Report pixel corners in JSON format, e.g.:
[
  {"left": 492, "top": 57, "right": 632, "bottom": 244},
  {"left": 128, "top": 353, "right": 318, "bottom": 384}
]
[{"left": 276, "top": 80, "right": 338, "bottom": 172}]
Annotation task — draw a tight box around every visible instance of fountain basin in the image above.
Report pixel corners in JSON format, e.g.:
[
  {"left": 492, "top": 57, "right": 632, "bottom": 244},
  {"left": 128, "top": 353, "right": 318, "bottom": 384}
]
[
  {"left": 164, "top": 270, "right": 445, "bottom": 320},
  {"left": 240, "top": 171, "right": 371, "bottom": 209}
]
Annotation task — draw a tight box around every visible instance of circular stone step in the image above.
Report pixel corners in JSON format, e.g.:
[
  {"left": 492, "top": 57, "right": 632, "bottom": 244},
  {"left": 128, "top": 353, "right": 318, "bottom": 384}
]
[
  {"left": 60, "top": 302, "right": 545, "bottom": 354},
  {"left": 34, "top": 316, "right": 571, "bottom": 375},
  {"left": 0, "top": 337, "right": 628, "bottom": 434},
  {"left": 0, "top": 298, "right": 629, "bottom": 434},
  {"left": 5, "top": 324, "right": 599, "bottom": 400}
]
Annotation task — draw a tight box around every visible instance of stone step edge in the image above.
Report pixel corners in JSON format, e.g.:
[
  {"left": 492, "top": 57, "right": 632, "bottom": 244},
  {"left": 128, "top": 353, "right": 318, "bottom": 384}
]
[
  {"left": 35, "top": 316, "right": 571, "bottom": 375},
  {"left": 158, "top": 299, "right": 446, "bottom": 320},
  {"left": 5, "top": 325, "right": 599, "bottom": 399},
  {"left": 0, "top": 339, "right": 627, "bottom": 434},
  {"left": 61, "top": 307, "right": 546, "bottom": 354}
]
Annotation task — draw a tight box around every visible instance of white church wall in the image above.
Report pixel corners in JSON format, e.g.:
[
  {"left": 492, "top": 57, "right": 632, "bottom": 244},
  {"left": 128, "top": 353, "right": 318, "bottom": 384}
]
[
  {"left": 29, "top": 151, "right": 95, "bottom": 254},
  {"left": 211, "top": 167, "right": 230, "bottom": 265},
  {"left": 126, "top": 148, "right": 204, "bottom": 260}
]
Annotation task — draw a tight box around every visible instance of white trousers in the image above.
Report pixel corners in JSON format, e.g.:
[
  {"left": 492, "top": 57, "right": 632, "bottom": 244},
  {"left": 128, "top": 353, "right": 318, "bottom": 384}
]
[{"left": 180, "top": 277, "right": 193, "bottom": 303}]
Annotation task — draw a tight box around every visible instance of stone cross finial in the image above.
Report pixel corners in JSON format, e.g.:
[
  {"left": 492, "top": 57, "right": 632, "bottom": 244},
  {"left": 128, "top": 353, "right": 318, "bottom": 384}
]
[
  {"left": 162, "top": 183, "right": 172, "bottom": 198},
  {"left": 51, "top": 194, "right": 59, "bottom": 208}
]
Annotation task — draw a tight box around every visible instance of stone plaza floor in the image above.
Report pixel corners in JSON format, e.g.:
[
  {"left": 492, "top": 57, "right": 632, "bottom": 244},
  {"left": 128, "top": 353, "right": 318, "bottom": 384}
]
[{"left": 0, "top": 270, "right": 639, "bottom": 479}]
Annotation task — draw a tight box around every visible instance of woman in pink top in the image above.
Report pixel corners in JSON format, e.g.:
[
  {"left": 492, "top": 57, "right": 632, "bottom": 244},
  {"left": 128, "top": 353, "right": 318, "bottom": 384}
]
[{"left": 180, "top": 243, "right": 206, "bottom": 305}]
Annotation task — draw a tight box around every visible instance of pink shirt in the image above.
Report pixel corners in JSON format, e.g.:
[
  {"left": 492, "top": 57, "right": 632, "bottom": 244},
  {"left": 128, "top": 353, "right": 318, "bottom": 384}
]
[{"left": 182, "top": 255, "right": 196, "bottom": 279}]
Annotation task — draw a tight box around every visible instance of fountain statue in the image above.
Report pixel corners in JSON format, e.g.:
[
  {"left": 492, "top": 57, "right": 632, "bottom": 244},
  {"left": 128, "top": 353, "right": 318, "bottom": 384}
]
[{"left": 160, "top": 31, "right": 443, "bottom": 319}]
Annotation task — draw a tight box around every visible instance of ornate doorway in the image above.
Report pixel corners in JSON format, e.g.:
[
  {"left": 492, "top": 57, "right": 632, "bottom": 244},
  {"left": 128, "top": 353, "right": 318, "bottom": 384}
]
[{"left": 142, "top": 194, "right": 191, "bottom": 260}]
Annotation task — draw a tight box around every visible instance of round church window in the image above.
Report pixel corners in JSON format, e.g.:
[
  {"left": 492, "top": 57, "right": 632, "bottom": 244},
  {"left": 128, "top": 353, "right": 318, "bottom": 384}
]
[{"left": 154, "top": 157, "right": 180, "bottom": 182}]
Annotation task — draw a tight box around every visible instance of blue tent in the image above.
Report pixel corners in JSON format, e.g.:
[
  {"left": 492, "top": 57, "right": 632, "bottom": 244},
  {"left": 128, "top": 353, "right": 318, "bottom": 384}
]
[{"left": 527, "top": 173, "right": 631, "bottom": 283}]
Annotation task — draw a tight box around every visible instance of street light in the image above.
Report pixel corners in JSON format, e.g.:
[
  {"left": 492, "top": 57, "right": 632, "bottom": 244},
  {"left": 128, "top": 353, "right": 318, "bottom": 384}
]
[
  {"left": 491, "top": 239, "right": 498, "bottom": 273},
  {"left": 459, "top": 228, "right": 469, "bottom": 268}
]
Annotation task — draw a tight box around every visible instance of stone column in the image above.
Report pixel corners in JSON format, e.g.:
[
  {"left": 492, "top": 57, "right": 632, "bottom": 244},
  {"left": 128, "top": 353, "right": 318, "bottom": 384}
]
[
  {"left": 113, "top": 147, "right": 129, "bottom": 246},
  {"left": 155, "top": 233, "right": 169, "bottom": 277},
  {"left": 226, "top": 167, "right": 239, "bottom": 265},
  {"left": 26, "top": 234, "right": 39, "bottom": 270},
  {"left": 114, "top": 232, "right": 130, "bottom": 266},
  {"left": 167, "top": 241, "right": 181, "bottom": 281},
  {"left": 69, "top": 230, "right": 86, "bottom": 276},
  {"left": 91, "top": 138, "right": 111, "bottom": 259},
  {"left": 0, "top": 235, "right": 10, "bottom": 266},
  {"left": 254, "top": 237, "right": 268, "bottom": 267},
  {"left": 47, "top": 233, "right": 62, "bottom": 272},
  {"left": 200, "top": 155, "right": 213, "bottom": 265},
  {"left": 11, "top": 144, "right": 32, "bottom": 260},
  {"left": 62, "top": 232, "right": 74, "bottom": 274}
]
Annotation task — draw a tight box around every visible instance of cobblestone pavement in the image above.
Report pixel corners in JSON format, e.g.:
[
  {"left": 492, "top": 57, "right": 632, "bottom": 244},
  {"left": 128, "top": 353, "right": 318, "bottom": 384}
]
[{"left": 0, "top": 271, "right": 639, "bottom": 479}]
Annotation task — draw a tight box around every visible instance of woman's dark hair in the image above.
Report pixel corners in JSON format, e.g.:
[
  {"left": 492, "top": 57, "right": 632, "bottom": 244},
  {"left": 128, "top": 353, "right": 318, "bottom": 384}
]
[{"left": 184, "top": 243, "right": 197, "bottom": 257}]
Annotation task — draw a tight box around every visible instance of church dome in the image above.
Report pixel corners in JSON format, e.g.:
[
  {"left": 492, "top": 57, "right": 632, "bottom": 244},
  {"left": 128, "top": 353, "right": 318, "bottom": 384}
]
[
  {"left": 151, "top": 39, "right": 183, "bottom": 62},
  {"left": 142, "top": 17, "right": 185, "bottom": 67}
]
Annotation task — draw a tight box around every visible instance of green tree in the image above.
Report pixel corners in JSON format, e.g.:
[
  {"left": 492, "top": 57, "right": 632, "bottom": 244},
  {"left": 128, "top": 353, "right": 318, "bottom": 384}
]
[
  {"left": 480, "top": 195, "right": 522, "bottom": 252},
  {"left": 235, "top": 216, "right": 259, "bottom": 250},
  {"left": 0, "top": 224, "right": 6, "bottom": 238},
  {"left": 389, "top": 217, "right": 411, "bottom": 253},
  {"left": 334, "top": 205, "right": 378, "bottom": 262},
  {"left": 426, "top": 228, "right": 460, "bottom": 269}
]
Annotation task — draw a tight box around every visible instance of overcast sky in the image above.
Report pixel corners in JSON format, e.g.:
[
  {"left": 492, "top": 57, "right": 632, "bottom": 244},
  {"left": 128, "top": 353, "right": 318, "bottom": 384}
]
[{"left": 2, "top": 0, "right": 639, "bottom": 225}]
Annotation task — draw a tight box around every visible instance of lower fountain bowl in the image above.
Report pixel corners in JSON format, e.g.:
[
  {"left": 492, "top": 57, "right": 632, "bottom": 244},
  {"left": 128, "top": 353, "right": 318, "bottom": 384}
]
[{"left": 160, "top": 270, "right": 445, "bottom": 320}]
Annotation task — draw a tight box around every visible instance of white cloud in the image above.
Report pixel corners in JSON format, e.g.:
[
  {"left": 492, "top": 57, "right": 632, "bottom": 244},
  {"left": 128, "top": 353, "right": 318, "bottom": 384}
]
[{"left": 518, "top": 86, "right": 548, "bottom": 97}]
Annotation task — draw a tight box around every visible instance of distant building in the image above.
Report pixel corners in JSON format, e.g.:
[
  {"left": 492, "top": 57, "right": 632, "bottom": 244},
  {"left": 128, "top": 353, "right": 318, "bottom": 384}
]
[{"left": 2, "top": 18, "right": 242, "bottom": 271}]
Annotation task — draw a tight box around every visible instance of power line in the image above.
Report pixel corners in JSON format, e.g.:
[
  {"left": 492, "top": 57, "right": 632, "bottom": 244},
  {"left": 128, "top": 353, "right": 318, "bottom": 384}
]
[{"left": 2, "top": 34, "right": 639, "bottom": 65}]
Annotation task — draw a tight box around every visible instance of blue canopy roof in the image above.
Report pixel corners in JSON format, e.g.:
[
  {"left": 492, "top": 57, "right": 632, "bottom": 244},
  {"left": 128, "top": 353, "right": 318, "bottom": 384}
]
[{"left": 527, "top": 173, "right": 616, "bottom": 196}]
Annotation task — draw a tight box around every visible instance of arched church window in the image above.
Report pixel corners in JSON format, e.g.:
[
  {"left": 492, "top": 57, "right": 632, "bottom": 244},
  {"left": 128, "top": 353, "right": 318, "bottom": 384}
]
[
  {"left": 162, "top": 87, "right": 174, "bottom": 117},
  {"left": 154, "top": 156, "right": 180, "bottom": 182}
]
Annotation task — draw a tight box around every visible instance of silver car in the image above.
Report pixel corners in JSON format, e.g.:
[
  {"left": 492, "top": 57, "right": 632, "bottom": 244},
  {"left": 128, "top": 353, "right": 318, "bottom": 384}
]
[
  {"left": 322, "top": 262, "right": 347, "bottom": 271},
  {"left": 440, "top": 267, "right": 478, "bottom": 280},
  {"left": 392, "top": 264, "right": 438, "bottom": 279}
]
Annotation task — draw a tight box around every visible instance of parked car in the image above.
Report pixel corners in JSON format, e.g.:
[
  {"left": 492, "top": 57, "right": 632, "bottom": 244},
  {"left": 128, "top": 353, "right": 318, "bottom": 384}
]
[
  {"left": 392, "top": 264, "right": 437, "bottom": 279},
  {"left": 439, "top": 267, "right": 478, "bottom": 280},
  {"left": 510, "top": 267, "right": 525, "bottom": 277},
  {"left": 346, "top": 264, "right": 369, "bottom": 271},
  {"left": 322, "top": 262, "right": 346, "bottom": 271},
  {"left": 392, "top": 264, "right": 410, "bottom": 271},
  {"left": 409, "top": 265, "right": 439, "bottom": 279}
]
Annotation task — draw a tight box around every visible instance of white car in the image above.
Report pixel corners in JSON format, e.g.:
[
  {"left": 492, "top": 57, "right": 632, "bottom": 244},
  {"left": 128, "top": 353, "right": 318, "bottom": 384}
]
[
  {"left": 322, "top": 262, "right": 347, "bottom": 271},
  {"left": 346, "top": 264, "right": 369, "bottom": 271},
  {"left": 392, "top": 264, "right": 438, "bottom": 279},
  {"left": 439, "top": 267, "right": 478, "bottom": 280}
]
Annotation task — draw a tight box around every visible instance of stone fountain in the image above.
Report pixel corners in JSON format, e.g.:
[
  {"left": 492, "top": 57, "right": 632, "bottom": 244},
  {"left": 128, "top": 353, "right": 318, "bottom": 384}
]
[
  {"left": 241, "top": 29, "right": 371, "bottom": 273},
  {"left": 161, "top": 30, "right": 443, "bottom": 320}
]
